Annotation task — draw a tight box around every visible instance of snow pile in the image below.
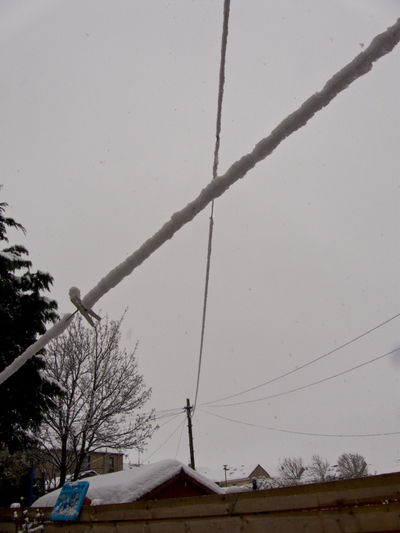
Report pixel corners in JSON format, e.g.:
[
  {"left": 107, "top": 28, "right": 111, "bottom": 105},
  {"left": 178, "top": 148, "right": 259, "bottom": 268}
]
[{"left": 32, "top": 460, "right": 223, "bottom": 507}]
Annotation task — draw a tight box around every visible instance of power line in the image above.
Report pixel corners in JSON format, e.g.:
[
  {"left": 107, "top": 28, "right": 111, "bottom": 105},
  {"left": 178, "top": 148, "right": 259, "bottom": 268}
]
[
  {"left": 144, "top": 415, "right": 186, "bottom": 462},
  {"left": 205, "top": 346, "right": 400, "bottom": 408},
  {"left": 139, "top": 407, "right": 183, "bottom": 422},
  {"left": 146, "top": 343, "right": 400, "bottom": 459},
  {"left": 194, "top": 0, "right": 231, "bottom": 410},
  {"left": 157, "top": 411, "right": 184, "bottom": 428},
  {"left": 201, "top": 409, "right": 400, "bottom": 438},
  {"left": 152, "top": 313, "right": 400, "bottom": 415},
  {"left": 202, "top": 311, "right": 400, "bottom": 405},
  {"left": 153, "top": 408, "right": 184, "bottom": 421},
  {"left": 175, "top": 415, "right": 186, "bottom": 459},
  {"left": 155, "top": 406, "right": 185, "bottom": 414},
  {"left": 148, "top": 313, "right": 400, "bottom": 417}
]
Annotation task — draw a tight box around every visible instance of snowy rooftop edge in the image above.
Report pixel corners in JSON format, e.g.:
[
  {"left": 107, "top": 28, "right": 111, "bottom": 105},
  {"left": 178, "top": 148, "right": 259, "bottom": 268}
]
[{"left": 32, "top": 459, "right": 223, "bottom": 507}]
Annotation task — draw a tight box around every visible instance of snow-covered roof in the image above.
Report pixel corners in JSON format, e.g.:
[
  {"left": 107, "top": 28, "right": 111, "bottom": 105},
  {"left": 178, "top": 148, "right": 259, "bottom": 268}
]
[
  {"left": 87, "top": 449, "right": 124, "bottom": 455},
  {"left": 32, "top": 459, "right": 223, "bottom": 507}
]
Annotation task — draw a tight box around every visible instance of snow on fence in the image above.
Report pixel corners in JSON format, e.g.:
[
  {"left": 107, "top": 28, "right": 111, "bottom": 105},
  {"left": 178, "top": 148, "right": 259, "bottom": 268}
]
[
  {"left": 1, "top": 471, "right": 400, "bottom": 532},
  {"left": 0, "top": 17, "right": 400, "bottom": 387}
]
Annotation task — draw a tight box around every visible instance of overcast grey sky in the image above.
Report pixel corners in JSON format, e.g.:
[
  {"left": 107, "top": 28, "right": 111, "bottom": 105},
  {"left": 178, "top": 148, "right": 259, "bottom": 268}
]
[{"left": 2, "top": 0, "right": 400, "bottom": 477}]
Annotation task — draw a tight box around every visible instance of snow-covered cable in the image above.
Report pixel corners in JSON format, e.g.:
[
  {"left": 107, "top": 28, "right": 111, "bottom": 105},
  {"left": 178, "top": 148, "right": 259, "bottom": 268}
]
[
  {"left": 211, "top": 0, "right": 230, "bottom": 184},
  {"left": 81, "top": 16, "right": 400, "bottom": 310},
  {"left": 69, "top": 286, "right": 101, "bottom": 327},
  {"left": 0, "top": 314, "right": 73, "bottom": 385},
  {"left": 1, "top": 17, "right": 399, "bottom": 387}
]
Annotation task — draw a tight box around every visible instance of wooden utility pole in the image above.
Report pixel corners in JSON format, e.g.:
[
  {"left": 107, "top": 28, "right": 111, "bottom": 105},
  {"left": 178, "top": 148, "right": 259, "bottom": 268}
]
[
  {"left": 185, "top": 398, "right": 196, "bottom": 470},
  {"left": 223, "top": 464, "right": 229, "bottom": 486}
]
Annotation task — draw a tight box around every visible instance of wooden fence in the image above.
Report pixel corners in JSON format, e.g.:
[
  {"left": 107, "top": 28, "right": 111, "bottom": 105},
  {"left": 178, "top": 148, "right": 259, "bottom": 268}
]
[{"left": 1, "top": 471, "right": 400, "bottom": 532}]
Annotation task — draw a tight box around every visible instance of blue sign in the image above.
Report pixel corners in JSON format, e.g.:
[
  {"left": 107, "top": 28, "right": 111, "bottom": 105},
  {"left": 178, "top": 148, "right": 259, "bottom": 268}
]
[{"left": 50, "top": 481, "right": 89, "bottom": 521}]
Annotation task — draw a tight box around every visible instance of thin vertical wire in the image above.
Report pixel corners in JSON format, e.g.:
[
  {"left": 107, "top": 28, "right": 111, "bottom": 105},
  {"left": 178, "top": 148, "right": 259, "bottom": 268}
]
[{"left": 194, "top": 0, "right": 231, "bottom": 410}]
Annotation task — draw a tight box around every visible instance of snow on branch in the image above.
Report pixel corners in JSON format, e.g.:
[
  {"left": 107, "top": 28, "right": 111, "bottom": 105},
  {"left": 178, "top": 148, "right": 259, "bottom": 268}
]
[{"left": 0, "top": 17, "right": 399, "bottom": 387}]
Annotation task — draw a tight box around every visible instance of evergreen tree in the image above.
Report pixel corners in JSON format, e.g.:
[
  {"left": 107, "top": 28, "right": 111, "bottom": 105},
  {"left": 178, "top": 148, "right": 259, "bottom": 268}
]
[{"left": 0, "top": 199, "right": 61, "bottom": 451}]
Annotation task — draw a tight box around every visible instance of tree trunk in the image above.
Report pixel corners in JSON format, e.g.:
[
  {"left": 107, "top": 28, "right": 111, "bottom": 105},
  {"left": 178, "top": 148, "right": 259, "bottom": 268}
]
[
  {"left": 72, "top": 437, "right": 87, "bottom": 481},
  {"left": 59, "top": 436, "right": 68, "bottom": 486}
]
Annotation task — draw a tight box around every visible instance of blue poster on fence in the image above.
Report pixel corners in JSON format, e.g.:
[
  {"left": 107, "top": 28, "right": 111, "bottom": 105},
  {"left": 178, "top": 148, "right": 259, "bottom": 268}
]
[{"left": 50, "top": 481, "right": 89, "bottom": 521}]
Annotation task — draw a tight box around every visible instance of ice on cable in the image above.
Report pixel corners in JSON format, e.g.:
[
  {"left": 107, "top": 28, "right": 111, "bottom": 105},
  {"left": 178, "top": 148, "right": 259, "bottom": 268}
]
[{"left": 69, "top": 286, "right": 101, "bottom": 327}]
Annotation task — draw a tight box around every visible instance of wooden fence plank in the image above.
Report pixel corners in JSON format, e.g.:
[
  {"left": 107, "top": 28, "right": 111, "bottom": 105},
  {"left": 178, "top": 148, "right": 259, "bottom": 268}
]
[{"left": 1, "top": 472, "right": 400, "bottom": 532}]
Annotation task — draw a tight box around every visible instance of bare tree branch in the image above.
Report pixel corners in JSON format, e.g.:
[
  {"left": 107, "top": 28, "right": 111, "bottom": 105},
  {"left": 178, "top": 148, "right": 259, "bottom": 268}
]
[
  {"left": 336, "top": 452, "right": 368, "bottom": 479},
  {"left": 278, "top": 457, "right": 305, "bottom": 485},
  {"left": 37, "top": 315, "right": 156, "bottom": 485},
  {"left": 307, "top": 454, "right": 332, "bottom": 483}
]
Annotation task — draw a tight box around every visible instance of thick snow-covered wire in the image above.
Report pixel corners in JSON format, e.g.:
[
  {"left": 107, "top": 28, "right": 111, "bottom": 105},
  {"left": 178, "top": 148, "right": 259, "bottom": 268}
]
[
  {"left": 1, "top": 17, "right": 399, "bottom": 387},
  {"left": 0, "top": 314, "right": 73, "bottom": 386},
  {"left": 211, "top": 0, "right": 230, "bottom": 184},
  {"left": 194, "top": 0, "right": 231, "bottom": 411},
  {"left": 82, "top": 16, "right": 400, "bottom": 309}
]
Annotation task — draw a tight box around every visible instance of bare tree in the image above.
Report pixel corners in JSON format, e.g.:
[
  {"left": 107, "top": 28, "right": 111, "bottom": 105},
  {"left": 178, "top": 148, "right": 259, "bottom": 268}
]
[
  {"left": 38, "top": 314, "right": 155, "bottom": 485},
  {"left": 278, "top": 457, "right": 305, "bottom": 485},
  {"left": 336, "top": 453, "right": 368, "bottom": 479},
  {"left": 307, "top": 454, "right": 331, "bottom": 483}
]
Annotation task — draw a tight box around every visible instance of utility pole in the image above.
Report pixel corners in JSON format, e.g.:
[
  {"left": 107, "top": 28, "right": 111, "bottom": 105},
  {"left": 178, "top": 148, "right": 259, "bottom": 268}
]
[
  {"left": 185, "top": 398, "right": 195, "bottom": 470},
  {"left": 223, "top": 464, "right": 229, "bottom": 486}
]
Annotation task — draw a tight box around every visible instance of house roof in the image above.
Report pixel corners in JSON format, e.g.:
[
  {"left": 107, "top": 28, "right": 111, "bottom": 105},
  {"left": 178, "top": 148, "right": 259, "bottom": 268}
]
[
  {"left": 32, "top": 459, "right": 223, "bottom": 507},
  {"left": 198, "top": 464, "right": 269, "bottom": 483}
]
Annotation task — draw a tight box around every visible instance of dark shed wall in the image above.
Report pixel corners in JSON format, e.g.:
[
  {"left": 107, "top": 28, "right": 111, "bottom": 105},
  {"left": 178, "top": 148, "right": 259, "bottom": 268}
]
[{"left": 140, "top": 472, "right": 216, "bottom": 501}]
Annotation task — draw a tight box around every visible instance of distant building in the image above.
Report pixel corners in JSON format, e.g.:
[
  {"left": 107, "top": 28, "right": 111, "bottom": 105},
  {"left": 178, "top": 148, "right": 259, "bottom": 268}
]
[
  {"left": 36, "top": 449, "right": 124, "bottom": 489},
  {"left": 81, "top": 451, "right": 124, "bottom": 475},
  {"left": 198, "top": 464, "right": 270, "bottom": 488}
]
